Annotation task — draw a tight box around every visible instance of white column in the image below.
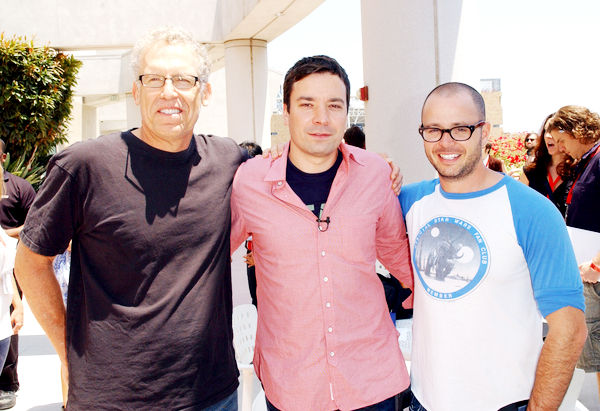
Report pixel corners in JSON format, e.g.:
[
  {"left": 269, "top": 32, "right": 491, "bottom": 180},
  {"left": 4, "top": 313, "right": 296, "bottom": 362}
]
[
  {"left": 360, "top": 0, "right": 463, "bottom": 184},
  {"left": 82, "top": 104, "right": 99, "bottom": 141},
  {"left": 224, "top": 39, "right": 268, "bottom": 144},
  {"left": 64, "top": 96, "right": 83, "bottom": 147},
  {"left": 125, "top": 93, "right": 142, "bottom": 130}
]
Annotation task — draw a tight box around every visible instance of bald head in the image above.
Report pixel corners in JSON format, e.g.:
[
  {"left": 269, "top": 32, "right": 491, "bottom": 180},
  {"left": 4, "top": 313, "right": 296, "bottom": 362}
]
[{"left": 422, "top": 82, "right": 485, "bottom": 122}]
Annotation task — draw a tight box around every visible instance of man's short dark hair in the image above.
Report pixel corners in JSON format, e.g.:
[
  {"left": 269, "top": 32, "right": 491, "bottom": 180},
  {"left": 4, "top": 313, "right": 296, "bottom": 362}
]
[
  {"left": 239, "top": 141, "right": 263, "bottom": 158},
  {"left": 283, "top": 55, "right": 351, "bottom": 113},
  {"left": 343, "top": 126, "right": 365, "bottom": 149},
  {"left": 422, "top": 82, "right": 486, "bottom": 121}
]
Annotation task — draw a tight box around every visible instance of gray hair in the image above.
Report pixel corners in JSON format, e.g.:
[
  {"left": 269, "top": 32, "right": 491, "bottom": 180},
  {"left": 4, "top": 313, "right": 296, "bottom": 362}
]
[{"left": 130, "top": 26, "right": 210, "bottom": 83}]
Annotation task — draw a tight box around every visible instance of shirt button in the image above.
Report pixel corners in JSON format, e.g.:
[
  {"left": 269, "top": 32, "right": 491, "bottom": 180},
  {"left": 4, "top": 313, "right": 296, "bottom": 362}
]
[
  {"left": 328, "top": 327, "right": 333, "bottom": 333},
  {"left": 330, "top": 351, "right": 335, "bottom": 357},
  {"left": 321, "top": 251, "right": 326, "bottom": 257},
  {"left": 277, "top": 181, "right": 282, "bottom": 186},
  {"left": 323, "top": 276, "right": 328, "bottom": 282},
  {"left": 326, "top": 302, "right": 331, "bottom": 308}
]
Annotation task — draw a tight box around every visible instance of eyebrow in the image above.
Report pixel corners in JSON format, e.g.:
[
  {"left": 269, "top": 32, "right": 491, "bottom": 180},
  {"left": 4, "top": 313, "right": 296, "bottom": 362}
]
[{"left": 296, "top": 96, "right": 346, "bottom": 105}]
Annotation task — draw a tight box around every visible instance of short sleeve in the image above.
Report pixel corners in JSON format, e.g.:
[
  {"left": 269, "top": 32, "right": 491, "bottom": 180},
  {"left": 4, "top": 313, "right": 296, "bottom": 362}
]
[
  {"left": 20, "top": 159, "right": 79, "bottom": 256},
  {"left": 506, "top": 179, "right": 585, "bottom": 316}
]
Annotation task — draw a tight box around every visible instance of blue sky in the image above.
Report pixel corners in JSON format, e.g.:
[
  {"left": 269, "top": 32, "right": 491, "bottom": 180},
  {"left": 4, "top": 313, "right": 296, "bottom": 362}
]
[{"left": 268, "top": 0, "right": 600, "bottom": 132}]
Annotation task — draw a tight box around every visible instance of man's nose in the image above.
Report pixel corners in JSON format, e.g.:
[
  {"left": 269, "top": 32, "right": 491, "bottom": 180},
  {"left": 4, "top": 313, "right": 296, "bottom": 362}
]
[
  {"left": 160, "top": 79, "right": 178, "bottom": 98},
  {"left": 312, "top": 105, "right": 329, "bottom": 125},
  {"left": 438, "top": 130, "right": 455, "bottom": 145}
]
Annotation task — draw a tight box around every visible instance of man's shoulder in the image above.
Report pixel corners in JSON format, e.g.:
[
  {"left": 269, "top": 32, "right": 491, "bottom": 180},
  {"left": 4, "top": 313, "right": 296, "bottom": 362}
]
[
  {"left": 47, "top": 132, "right": 126, "bottom": 178},
  {"left": 4, "top": 170, "right": 32, "bottom": 187},
  {"left": 234, "top": 155, "right": 272, "bottom": 180},
  {"left": 196, "top": 134, "right": 243, "bottom": 155},
  {"left": 344, "top": 144, "right": 389, "bottom": 172},
  {"left": 55, "top": 132, "right": 124, "bottom": 161},
  {"left": 399, "top": 178, "right": 439, "bottom": 215}
]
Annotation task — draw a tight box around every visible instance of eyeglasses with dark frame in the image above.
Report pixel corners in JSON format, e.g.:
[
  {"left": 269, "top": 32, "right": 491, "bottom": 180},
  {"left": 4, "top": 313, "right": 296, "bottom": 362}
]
[
  {"left": 138, "top": 74, "right": 199, "bottom": 90},
  {"left": 418, "top": 121, "right": 486, "bottom": 142}
]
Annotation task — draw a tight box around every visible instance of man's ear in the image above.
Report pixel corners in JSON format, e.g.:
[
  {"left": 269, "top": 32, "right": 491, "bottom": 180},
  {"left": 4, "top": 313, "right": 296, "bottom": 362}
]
[
  {"left": 283, "top": 104, "right": 289, "bottom": 126},
  {"left": 201, "top": 83, "right": 212, "bottom": 106},
  {"left": 481, "top": 122, "right": 491, "bottom": 146},
  {"left": 132, "top": 81, "right": 141, "bottom": 105}
]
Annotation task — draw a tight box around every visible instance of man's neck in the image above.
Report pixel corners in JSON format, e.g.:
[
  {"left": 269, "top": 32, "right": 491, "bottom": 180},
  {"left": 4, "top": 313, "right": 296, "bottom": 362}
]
[
  {"left": 581, "top": 141, "right": 599, "bottom": 158},
  {"left": 438, "top": 166, "right": 503, "bottom": 194},
  {"left": 132, "top": 128, "right": 193, "bottom": 153},
  {"left": 288, "top": 147, "right": 339, "bottom": 174}
]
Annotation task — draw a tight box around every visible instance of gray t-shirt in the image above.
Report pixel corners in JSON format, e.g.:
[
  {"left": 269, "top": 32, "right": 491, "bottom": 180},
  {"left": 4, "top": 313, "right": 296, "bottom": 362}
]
[{"left": 21, "top": 130, "right": 245, "bottom": 410}]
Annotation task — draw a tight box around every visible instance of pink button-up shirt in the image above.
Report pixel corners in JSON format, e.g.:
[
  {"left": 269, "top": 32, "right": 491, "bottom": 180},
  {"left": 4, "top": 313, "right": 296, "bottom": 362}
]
[{"left": 231, "top": 143, "right": 412, "bottom": 411}]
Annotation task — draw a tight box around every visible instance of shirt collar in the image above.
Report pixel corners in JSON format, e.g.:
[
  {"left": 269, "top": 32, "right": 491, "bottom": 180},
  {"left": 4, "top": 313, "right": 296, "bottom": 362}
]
[
  {"left": 581, "top": 141, "right": 600, "bottom": 161},
  {"left": 264, "top": 142, "right": 366, "bottom": 183}
]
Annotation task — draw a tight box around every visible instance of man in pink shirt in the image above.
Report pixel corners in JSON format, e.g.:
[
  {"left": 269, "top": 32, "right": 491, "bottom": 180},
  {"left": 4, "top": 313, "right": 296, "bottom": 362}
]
[{"left": 231, "top": 55, "right": 413, "bottom": 411}]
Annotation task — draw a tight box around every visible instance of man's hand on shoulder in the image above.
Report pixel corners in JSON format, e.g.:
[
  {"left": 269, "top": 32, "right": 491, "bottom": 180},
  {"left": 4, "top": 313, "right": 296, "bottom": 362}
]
[
  {"left": 262, "top": 143, "right": 287, "bottom": 159},
  {"left": 377, "top": 153, "right": 403, "bottom": 196}
]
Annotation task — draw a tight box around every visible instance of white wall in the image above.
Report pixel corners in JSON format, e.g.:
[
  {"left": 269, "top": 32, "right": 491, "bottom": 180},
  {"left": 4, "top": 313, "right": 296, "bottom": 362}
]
[{"left": 361, "top": 0, "right": 464, "bottom": 184}]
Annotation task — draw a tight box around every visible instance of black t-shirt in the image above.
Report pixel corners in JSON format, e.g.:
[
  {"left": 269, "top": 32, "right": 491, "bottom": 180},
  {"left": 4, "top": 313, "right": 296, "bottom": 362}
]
[
  {"left": 21, "top": 130, "right": 245, "bottom": 410},
  {"left": 0, "top": 171, "right": 36, "bottom": 228},
  {"left": 286, "top": 151, "right": 342, "bottom": 217}
]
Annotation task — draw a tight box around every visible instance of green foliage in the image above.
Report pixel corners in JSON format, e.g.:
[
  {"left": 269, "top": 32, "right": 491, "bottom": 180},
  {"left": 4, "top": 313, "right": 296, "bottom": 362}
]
[
  {"left": 3, "top": 152, "right": 46, "bottom": 190},
  {"left": 0, "top": 32, "right": 81, "bottom": 164}
]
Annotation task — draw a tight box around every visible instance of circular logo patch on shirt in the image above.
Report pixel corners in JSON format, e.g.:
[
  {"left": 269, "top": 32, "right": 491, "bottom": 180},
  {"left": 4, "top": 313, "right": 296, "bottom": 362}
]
[{"left": 412, "top": 216, "right": 489, "bottom": 299}]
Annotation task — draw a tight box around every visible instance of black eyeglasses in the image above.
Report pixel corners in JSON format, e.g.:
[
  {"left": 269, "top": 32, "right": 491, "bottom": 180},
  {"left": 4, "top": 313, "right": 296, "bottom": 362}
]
[
  {"left": 138, "top": 74, "right": 199, "bottom": 90},
  {"left": 525, "top": 138, "right": 537, "bottom": 142},
  {"left": 419, "top": 121, "right": 486, "bottom": 142}
]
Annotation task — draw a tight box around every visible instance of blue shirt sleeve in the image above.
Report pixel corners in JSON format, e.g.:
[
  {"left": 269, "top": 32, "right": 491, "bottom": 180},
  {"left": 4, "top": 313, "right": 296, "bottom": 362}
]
[
  {"left": 506, "top": 178, "right": 585, "bottom": 317},
  {"left": 398, "top": 179, "right": 438, "bottom": 216}
]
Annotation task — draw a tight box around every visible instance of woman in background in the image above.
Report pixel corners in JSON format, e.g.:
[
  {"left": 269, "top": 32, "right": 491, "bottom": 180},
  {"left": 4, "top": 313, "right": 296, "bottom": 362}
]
[{"left": 520, "top": 114, "right": 572, "bottom": 216}]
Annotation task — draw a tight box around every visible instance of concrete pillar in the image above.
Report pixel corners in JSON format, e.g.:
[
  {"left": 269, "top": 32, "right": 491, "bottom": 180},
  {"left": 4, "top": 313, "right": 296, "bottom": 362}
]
[
  {"left": 82, "top": 105, "right": 99, "bottom": 141},
  {"left": 224, "top": 39, "right": 268, "bottom": 145},
  {"left": 125, "top": 93, "right": 142, "bottom": 130},
  {"left": 360, "top": 0, "right": 463, "bottom": 184},
  {"left": 64, "top": 96, "right": 83, "bottom": 148}
]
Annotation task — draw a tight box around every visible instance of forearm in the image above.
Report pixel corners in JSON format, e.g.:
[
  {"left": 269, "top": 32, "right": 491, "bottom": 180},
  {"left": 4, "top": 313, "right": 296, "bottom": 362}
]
[
  {"left": 14, "top": 242, "right": 67, "bottom": 363},
  {"left": 4, "top": 226, "right": 23, "bottom": 239},
  {"left": 528, "top": 307, "right": 587, "bottom": 410},
  {"left": 10, "top": 274, "right": 22, "bottom": 308}
]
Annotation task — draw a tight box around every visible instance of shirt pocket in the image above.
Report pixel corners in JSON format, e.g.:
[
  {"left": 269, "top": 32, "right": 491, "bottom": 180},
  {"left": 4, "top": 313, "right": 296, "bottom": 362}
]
[{"left": 339, "top": 214, "right": 377, "bottom": 264}]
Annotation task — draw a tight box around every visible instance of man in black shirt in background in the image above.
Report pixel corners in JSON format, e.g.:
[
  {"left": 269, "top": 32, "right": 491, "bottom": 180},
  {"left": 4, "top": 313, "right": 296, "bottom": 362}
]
[{"left": 0, "top": 140, "right": 33, "bottom": 410}]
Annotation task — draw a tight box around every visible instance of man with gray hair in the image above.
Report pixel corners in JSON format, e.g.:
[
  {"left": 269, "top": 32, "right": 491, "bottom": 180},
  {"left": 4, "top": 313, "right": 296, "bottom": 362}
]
[{"left": 14, "top": 27, "right": 245, "bottom": 410}]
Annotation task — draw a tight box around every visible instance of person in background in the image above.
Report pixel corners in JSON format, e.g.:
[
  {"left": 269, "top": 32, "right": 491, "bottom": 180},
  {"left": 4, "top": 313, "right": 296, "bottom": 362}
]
[
  {"left": 238, "top": 141, "right": 263, "bottom": 307},
  {"left": 482, "top": 142, "right": 505, "bottom": 172},
  {"left": 343, "top": 125, "right": 365, "bottom": 149},
  {"left": 0, "top": 139, "right": 32, "bottom": 410},
  {"left": 548, "top": 105, "right": 600, "bottom": 397},
  {"left": 520, "top": 113, "right": 572, "bottom": 216},
  {"left": 0, "top": 166, "right": 22, "bottom": 391},
  {"left": 524, "top": 132, "right": 538, "bottom": 163},
  {"left": 400, "top": 82, "right": 586, "bottom": 411}
]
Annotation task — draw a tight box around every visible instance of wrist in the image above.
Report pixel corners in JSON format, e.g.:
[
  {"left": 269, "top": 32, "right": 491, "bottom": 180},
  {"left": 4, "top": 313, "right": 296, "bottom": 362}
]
[{"left": 591, "top": 262, "right": 600, "bottom": 273}]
